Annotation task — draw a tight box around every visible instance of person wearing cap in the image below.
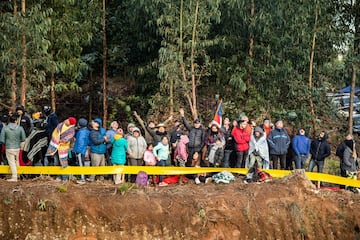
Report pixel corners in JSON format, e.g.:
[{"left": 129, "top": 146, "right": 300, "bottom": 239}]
[
  {"left": 127, "top": 127, "right": 147, "bottom": 182},
  {"left": 45, "top": 117, "right": 76, "bottom": 175},
  {"left": 15, "top": 105, "right": 33, "bottom": 137},
  {"left": 179, "top": 108, "right": 205, "bottom": 167},
  {"left": 111, "top": 128, "right": 128, "bottom": 184},
  {"left": 73, "top": 118, "right": 90, "bottom": 184},
  {"left": 42, "top": 105, "right": 58, "bottom": 139},
  {"left": 267, "top": 119, "right": 290, "bottom": 169},
  {"left": 292, "top": 128, "right": 310, "bottom": 169},
  {"left": 246, "top": 126, "right": 270, "bottom": 169},
  {"left": 88, "top": 118, "right": 108, "bottom": 182},
  {"left": 0, "top": 114, "right": 26, "bottom": 181}
]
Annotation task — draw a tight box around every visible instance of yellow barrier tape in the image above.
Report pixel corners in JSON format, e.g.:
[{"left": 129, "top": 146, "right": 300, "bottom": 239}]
[{"left": 0, "top": 166, "right": 359, "bottom": 188}]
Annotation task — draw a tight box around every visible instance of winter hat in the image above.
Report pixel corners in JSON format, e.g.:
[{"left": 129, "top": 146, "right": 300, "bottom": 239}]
[
  {"left": 193, "top": 118, "right": 201, "bottom": 124},
  {"left": 78, "top": 118, "right": 88, "bottom": 128},
  {"left": 132, "top": 127, "right": 141, "bottom": 133},
  {"left": 157, "top": 123, "right": 166, "bottom": 128},
  {"left": 254, "top": 126, "right": 264, "bottom": 134},
  {"left": 68, "top": 117, "right": 77, "bottom": 126},
  {"left": 16, "top": 105, "right": 25, "bottom": 112},
  {"left": 274, "top": 119, "right": 282, "bottom": 125}
]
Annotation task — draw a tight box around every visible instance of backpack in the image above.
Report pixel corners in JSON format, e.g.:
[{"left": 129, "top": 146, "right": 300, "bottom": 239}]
[{"left": 135, "top": 171, "right": 148, "bottom": 187}]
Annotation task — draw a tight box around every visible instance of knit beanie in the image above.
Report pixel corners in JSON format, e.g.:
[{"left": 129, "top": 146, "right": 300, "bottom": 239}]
[{"left": 68, "top": 117, "right": 77, "bottom": 126}]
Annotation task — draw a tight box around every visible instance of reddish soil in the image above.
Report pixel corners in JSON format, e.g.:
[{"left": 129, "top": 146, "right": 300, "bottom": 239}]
[{"left": 1, "top": 171, "right": 360, "bottom": 240}]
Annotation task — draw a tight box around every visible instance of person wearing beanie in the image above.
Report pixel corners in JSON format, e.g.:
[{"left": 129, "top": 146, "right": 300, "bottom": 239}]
[
  {"left": 45, "top": 117, "right": 76, "bottom": 181},
  {"left": 292, "top": 128, "right": 310, "bottom": 169},
  {"left": 111, "top": 128, "right": 128, "bottom": 184},
  {"left": 267, "top": 119, "right": 290, "bottom": 169},
  {"left": 309, "top": 131, "right": 331, "bottom": 173},
  {"left": 16, "top": 104, "right": 33, "bottom": 137},
  {"left": 73, "top": 118, "right": 90, "bottom": 184}
]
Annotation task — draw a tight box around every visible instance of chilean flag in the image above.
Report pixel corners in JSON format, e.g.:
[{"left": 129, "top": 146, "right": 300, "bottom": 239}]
[{"left": 213, "top": 101, "right": 223, "bottom": 126}]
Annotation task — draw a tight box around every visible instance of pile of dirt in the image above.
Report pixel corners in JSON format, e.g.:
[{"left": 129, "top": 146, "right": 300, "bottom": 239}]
[{"left": 0, "top": 172, "right": 360, "bottom": 240}]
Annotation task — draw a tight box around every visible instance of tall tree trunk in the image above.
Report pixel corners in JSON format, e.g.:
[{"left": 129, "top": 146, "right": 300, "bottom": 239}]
[
  {"left": 10, "top": 0, "right": 18, "bottom": 109},
  {"left": 189, "top": 0, "right": 199, "bottom": 120},
  {"left": 51, "top": 72, "right": 56, "bottom": 111},
  {"left": 349, "top": 0, "right": 360, "bottom": 135},
  {"left": 20, "top": 0, "right": 27, "bottom": 106},
  {"left": 247, "top": 0, "right": 254, "bottom": 88},
  {"left": 308, "top": 2, "right": 318, "bottom": 138},
  {"left": 89, "top": 71, "right": 94, "bottom": 121},
  {"left": 102, "top": 0, "right": 108, "bottom": 128}
]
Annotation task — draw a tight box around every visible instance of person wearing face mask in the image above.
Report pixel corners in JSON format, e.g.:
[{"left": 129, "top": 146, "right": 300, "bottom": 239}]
[{"left": 308, "top": 131, "right": 331, "bottom": 173}]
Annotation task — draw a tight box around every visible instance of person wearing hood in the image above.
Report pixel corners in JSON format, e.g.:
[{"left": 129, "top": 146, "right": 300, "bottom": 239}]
[
  {"left": 309, "top": 131, "right": 331, "bottom": 173},
  {"left": 73, "top": 118, "right": 90, "bottom": 184},
  {"left": 15, "top": 105, "right": 33, "bottom": 137},
  {"left": 267, "top": 119, "right": 290, "bottom": 169},
  {"left": 127, "top": 127, "right": 147, "bottom": 182},
  {"left": 0, "top": 114, "right": 26, "bottom": 181},
  {"left": 292, "top": 128, "right": 310, "bottom": 169},
  {"left": 88, "top": 118, "right": 108, "bottom": 182},
  {"left": 174, "top": 134, "right": 189, "bottom": 167},
  {"left": 246, "top": 127, "right": 270, "bottom": 169},
  {"left": 111, "top": 128, "right": 128, "bottom": 184},
  {"left": 125, "top": 123, "right": 136, "bottom": 140}
]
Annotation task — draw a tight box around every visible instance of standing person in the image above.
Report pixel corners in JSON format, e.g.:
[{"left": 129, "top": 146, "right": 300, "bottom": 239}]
[
  {"left": 88, "top": 118, "right": 108, "bottom": 182},
  {"left": 204, "top": 121, "right": 225, "bottom": 157},
  {"left": 105, "top": 121, "right": 119, "bottom": 165},
  {"left": 153, "top": 136, "right": 170, "bottom": 186},
  {"left": 174, "top": 134, "right": 189, "bottom": 184},
  {"left": 179, "top": 108, "right": 205, "bottom": 167},
  {"left": 127, "top": 127, "right": 147, "bottom": 182},
  {"left": 42, "top": 105, "right": 58, "bottom": 139},
  {"left": 232, "top": 119, "right": 251, "bottom": 168},
  {"left": 0, "top": 114, "right": 26, "bottom": 181},
  {"left": 261, "top": 118, "right": 272, "bottom": 138},
  {"left": 246, "top": 127, "right": 270, "bottom": 169},
  {"left": 73, "top": 118, "right": 90, "bottom": 184},
  {"left": 309, "top": 131, "right": 331, "bottom": 173},
  {"left": 292, "top": 128, "right": 311, "bottom": 169},
  {"left": 111, "top": 129, "right": 128, "bottom": 184},
  {"left": 221, "top": 117, "right": 234, "bottom": 168},
  {"left": 336, "top": 134, "right": 354, "bottom": 177},
  {"left": 125, "top": 123, "right": 136, "bottom": 140},
  {"left": 15, "top": 105, "right": 33, "bottom": 137},
  {"left": 340, "top": 139, "right": 358, "bottom": 191},
  {"left": 267, "top": 119, "right": 290, "bottom": 169}
]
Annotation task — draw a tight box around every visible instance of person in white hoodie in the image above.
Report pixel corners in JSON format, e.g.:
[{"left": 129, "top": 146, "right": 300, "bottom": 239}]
[
  {"left": 127, "top": 127, "right": 147, "bottom": 182},
  {"left": 246, "top": 127, "right": 270, "bottom": 169}
]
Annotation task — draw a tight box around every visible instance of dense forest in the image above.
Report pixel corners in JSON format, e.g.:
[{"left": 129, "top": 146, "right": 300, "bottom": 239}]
[{"left": 0, "top": 0, "right": 359, "bottom": 135}]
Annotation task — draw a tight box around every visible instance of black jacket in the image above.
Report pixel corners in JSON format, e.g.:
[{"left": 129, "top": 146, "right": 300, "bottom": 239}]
[{"left": 310, "top": 137, "right": 331, "bottom": 161}]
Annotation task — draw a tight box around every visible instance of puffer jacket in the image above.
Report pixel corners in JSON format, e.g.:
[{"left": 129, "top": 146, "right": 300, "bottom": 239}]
[
  {"left": 127, "top": 127, "right": 147, "bottom": 159},
  {"left": 182, "top": 117, "right": 205, "bottom": 149},
  {"left": 89, "top": 118, "right": 107, "bottom": 154},
  {"left": 267, "top": 128, "right": 290, "bottom": 155},
  {"left": 232, "top": 127, "right": 251, "bottom": 152},
  {"left": 174, "top": 135, "right": 189, "bottom": 160},
  {"left": 111, "top": 137, "right": 128, "bottom": 165},
  {"left": 73, "top": 127, "right": 90, "bottom": 155}
]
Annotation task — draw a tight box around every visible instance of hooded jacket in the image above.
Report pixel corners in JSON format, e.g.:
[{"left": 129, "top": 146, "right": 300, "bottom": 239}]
[
  {"left": 310, "top": 134, "right": 331, "bottom": 161},
  {"left": 73, "top": 126, "right": 90, "bottom": 155},
  {"left": 232, "top": 127, "right": 251, "bottom": 152},
  {"left": 267, "top": 127, "right": 290, "bottom": 155},
  {"left": 0, "top": 123, "right": 26, "bottom": 149},
  {"left": 89, "top": 118, "right": 107, "bottom": 154},
  {"left": 341, "top": 146, "right": 357, "bottom": 173},
  {"left": 174, "top": 135, "right": 189, "bottom": 161},
  {"left": 127, "top": 127, "right": 147, "bottom": 159},
  {"left": 247, "top": 127, "right": 269, "bottom": 168},
  {"left": 111, "top": 136, "right": 128, "bottom": 165}
]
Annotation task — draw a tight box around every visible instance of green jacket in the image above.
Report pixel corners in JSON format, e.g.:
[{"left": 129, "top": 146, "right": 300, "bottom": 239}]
[{"left": 0, "top": 123, "right": 26, "bottom": 149}]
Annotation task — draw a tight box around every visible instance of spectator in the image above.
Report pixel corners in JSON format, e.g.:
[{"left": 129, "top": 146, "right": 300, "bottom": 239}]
[
  {"left": 309, "top": 131, "right": 331, "bottom": 173},
  {"left": 261, "top": 118, "right": 272, "bottom": 138},
  {"left": 232, "top": 119, "right": 251, "bottom": 168},
  {"left": 246, "top": 127, "right": 270, "bottom": 169},
  {"left": 153, "top": 136, "right": 170, "bottom": 186},
  {"left": 88, "top": 118, "right": 108, "bottom": 182},
  {"left": 42, "top": 105, "right": 59, "bottom": 139},
  {"left": 0, "top": 114, "right": 26, "bottom": 181},
  {"left": 174, "top": 134, "right": 189, "bottom": 184},
  {"left": 127, "top": 127, "right": 147, "bottom": 182},
  {"left": 292, "top": 128, "right": 310, "bottom": 169},
  {"left": 179, "top": 108, "right": 205, "bottom": 167},
  {"left": 105, "top": 121, "right": 119, "bottom": 165},
  {"left": 267, "top": 119, "right": 290, "bottom": 169},
  {"left": 15, "top": 105, "right": 33, "bottom": 137},
  {"left": 336, "top": 134, "right": 353, "bottom": 178},
  {"left": 111, "top": 129, "right": 128, "bottom": 184},
  {"left": 204, "top": 138, "right": 224, "bottom": 167},
  {"left": 73, "top": 118, "right": 90, "bottom": 184},
  {"left": 221, "top": 117, "right": 234, "bottom": 168}
]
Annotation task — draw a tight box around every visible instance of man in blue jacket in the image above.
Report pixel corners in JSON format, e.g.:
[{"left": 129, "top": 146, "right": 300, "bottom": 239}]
[
  {"left": 267, "top": 119, "right": 290, "bottom": 169},
  {"left": 292, "top": 128, "right": 310, "bottom": 169},
  {"left": 88, "top": 118, "right": 108, "bottom": 181}
]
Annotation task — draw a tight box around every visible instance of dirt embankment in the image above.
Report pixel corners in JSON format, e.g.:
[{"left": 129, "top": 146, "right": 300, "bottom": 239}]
[{"left": 1, "top": 172, "right": 360, "bottom": 240}]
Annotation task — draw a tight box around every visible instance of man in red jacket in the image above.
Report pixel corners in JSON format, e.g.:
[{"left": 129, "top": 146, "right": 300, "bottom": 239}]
[{"left": 232, "top": 120, "right": 251, "bottom": 168}]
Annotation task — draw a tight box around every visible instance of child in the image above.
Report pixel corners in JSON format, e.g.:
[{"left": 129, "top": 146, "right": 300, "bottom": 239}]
[
  {"left": 174, "top": 134, "right": 189, "bottom": 184},
  {"left": 111, "top": 129, "right": 128, "bottom": 184},
  {"left": 144, "top": 143, "right": 157, "bottom": 185},
  {"left": 153, "top": 136, "right": 170, "bottom": 186},
  {"left": 192, "top": 152, "right": 212, "bottom": 184},
  {"left": 204, "top": 138, "right": 224, "bottom": 167}
]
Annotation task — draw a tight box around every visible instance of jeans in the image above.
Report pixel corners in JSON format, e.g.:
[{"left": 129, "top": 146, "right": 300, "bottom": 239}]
[
  {"left": 157, "top": 160, "right": 167, "bottom": 182},
  {"left": 76, "top": 153, "right": 89, "bottom": 181},
  {"left": 235, "top": 151, "right": 248, "bottom": 168},
  {"left": 222, "top": 150, "right": 232, "bottom": 168},
  {"left": 44, "top": 153, "right": 67, "bottom": 180},
  {"left": 308, "top": 159, "right": 324, "bottom": 173},
  {"left": 295, "top": 154, "right": 307, "bottom": 169},
  {"left": 271, "top": 154, "right": 287, "bottom": 170}
]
